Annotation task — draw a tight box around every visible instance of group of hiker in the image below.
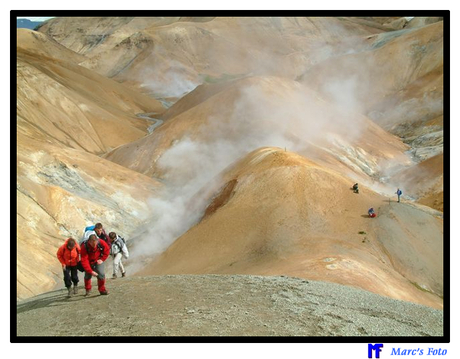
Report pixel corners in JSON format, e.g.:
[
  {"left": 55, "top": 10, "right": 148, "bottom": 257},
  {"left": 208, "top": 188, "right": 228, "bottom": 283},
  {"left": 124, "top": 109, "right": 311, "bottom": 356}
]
[
  {"left": 56, "top": 223, "right": 129, "bottom": 298},
  {"left": 55, "top": 185, "right": 403, "bottom": 296},
  {"left": 351, "top": 183, "right": 403, "bottom": 218}
]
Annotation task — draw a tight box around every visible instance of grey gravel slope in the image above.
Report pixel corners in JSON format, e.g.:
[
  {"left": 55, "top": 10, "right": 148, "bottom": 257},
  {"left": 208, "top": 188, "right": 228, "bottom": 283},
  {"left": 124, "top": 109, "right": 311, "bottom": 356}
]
[{"left": 16, "top": 274, "right": 443, "bottom": 337}]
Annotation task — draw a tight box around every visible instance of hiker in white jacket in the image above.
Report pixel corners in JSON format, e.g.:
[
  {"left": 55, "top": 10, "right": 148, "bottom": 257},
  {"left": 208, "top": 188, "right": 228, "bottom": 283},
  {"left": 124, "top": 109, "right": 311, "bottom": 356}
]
[{"left": 108, "top": 232, "right": 129, "bottom": 279}]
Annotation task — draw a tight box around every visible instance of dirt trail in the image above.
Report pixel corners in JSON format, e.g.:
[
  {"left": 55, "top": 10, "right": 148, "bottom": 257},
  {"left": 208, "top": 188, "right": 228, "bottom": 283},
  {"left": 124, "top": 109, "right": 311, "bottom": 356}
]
[{"left": 16, "top": 274, "right": 443, "bottom": 337}]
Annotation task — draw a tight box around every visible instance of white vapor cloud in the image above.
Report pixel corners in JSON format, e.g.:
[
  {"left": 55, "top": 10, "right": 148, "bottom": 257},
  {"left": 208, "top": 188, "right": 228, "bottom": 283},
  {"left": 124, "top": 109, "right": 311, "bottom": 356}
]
[
  {"left": 130, "top": 76, "right": 374, "bottom": 259},
  {"left": 128, "top": 16, "right": 436, "bottom": 264}
]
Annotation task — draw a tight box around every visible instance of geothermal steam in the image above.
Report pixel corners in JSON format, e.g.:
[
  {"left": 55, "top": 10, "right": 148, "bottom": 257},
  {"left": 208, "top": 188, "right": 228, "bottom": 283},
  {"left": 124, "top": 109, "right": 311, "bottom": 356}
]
[{"left": 130, "top": 77, "right": 375, "bottom": 259}]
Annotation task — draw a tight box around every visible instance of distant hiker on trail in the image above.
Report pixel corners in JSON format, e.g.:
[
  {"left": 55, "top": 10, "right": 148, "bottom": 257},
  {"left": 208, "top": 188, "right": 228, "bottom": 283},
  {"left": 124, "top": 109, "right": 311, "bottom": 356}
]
[
  {"left": 80, "top": 234, "right": 110, "bottom": 296},
  {"left": 396, "top": 188, "right": 402, "bottom": 203},
  {"left": 109, "top": 232, "right": 129, "bottom": 279},
  {"left": 368, "top": 207, "right": 376, "bottom": 218},
  {"left": 353, "top": 183, "right": 359, "bottom": 194},
  {"left": 56, "top": 238, "right": 81, "bottom": 298},
  {"left": 82, "top": 222, "right": 110, "bottom": 244}
]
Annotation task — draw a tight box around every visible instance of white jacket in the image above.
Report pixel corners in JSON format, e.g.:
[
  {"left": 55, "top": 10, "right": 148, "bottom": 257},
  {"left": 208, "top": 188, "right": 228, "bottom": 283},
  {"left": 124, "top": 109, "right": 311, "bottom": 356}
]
[{"left": 111, "top": 235, "right": 129, "bottom": 259}]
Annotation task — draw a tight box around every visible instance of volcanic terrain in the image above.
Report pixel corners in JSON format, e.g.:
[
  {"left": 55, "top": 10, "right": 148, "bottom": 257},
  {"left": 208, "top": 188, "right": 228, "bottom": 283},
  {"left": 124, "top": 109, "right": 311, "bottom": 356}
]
[{"left": 16, "top": 16, "right": 445, "bottom": 336}]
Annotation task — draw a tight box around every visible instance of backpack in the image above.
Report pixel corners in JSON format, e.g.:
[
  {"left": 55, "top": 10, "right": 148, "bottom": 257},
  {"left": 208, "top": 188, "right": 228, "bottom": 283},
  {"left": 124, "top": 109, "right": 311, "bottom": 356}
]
[
  {"left": 111, "top": 236, "right": 126, "bottom": 254},
  {"left": 397, "top": 189, "right": 402, "bottom": 195},
  {"left": 118, "top": 236, "right": 126, "bottom": 246},
  {"left": 81, "top": 225, "right": 96, "bottom": 244},
  {"left": 84, "top": 225, "right": 95, "bottom": 234}
]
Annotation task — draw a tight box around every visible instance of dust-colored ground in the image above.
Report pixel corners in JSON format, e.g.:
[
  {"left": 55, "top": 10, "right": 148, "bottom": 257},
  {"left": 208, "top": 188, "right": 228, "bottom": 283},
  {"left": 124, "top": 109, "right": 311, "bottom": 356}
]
[{"left": 16, "top": 274, "right": 443, "bottom": 337}]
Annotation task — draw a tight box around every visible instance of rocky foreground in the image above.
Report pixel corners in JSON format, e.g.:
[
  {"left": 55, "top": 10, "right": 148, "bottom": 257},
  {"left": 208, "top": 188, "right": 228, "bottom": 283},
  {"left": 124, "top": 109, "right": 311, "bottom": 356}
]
[{"left": 16, "top": 275, "right": 443, "bottom": 337}]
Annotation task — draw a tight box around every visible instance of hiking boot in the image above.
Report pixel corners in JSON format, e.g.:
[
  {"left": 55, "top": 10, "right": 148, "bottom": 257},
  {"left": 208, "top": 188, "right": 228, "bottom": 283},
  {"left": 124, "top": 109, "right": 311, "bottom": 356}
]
[
  {"left": 121, "top": 271, "right": 126, "bottom": 278},
  {"left": 112, "top": 274, "right": 117, "bottom": 279},
  {"left": 99, "top": 290, "right": 109, "bottom": 295},
  {"left": 73, "top": 285, "right": 78, "bottom": 295},
  {"left": 67, "top": 288, "right": 72, "bottom": 298},
  {"left": 85, "top": 290, "right": 91, "bottom": 297}
]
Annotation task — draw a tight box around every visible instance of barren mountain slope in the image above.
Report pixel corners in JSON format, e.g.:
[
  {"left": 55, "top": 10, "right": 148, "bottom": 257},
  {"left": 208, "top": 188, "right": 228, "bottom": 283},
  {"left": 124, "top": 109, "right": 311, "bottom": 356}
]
[
  {"left": 16, "top": 275, "right": 443, "bottom": 337},
  {"left": 105, "top": 76, "right": 411, "bottom": 182},
  {"left": 17, "top": 30, "right": 164, "bottom": 154},
  {"left": 38, "top": 17, "right": 388, "bottom": 97},
  {"left": 17, "top": 28, "right": 87, "bottom": 64},
  {"left": 16, "top": 29, "right": 166, "bottom": 299},
  {"left": 390, "top": 153, "right": 443, "bottom": 211},
  {"left": 299, "top": 21, "right": 442, "bottom": 114},
  {"left": 17, "top": 137, "right": 162, "bottom": 299},
  {"left": 159, "top": 80, "right": 235, "bottom": 121},
  {"left": 16, "top": 17, "right": 445, "bottom": 309},
  {"left": 36, "top": 16, "right": 443, "bottom": 169},
  {"left": 118, "top": 16, "right": 385, "bottom": 79},
  {"left": 36, "top": 17, "right": 443, "bottom": 159},
  {"left": 299, "top": 21, "right": 443, "bottom": 159},
  {"left": 405, "top": 17, "right": 443, "bottom": 29},
  {"left": 137, "top": 148, "right": 443, "bottom": 309},
  {"left": 36, "top": 17, "right": 170, "bottom": 55}
]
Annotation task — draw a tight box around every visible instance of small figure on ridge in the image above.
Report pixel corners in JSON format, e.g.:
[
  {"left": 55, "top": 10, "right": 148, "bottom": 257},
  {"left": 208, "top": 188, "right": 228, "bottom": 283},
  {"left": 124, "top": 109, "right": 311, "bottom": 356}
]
[
  {"left": 368, "top": 207, "right": 376, "bottom": 218},
  {"left": 395, "top": 188, "right": 402, "bottom": 203},
  {"left": 353, "top": 183, "right": 359, "bottom": 194}
]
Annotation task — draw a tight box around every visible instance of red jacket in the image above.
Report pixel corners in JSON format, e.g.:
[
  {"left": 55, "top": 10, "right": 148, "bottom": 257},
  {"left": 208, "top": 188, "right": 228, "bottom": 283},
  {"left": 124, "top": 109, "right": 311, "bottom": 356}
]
[
  {"left": 57, "top": 239, "right": 81, "bottom": 267},
  {"left": 80, "top": 239, "right": 110, "bottom": 274}
]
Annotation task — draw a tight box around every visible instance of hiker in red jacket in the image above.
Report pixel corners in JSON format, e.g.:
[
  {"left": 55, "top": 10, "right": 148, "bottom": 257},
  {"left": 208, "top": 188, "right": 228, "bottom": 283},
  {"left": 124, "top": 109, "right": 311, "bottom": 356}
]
[
  {"left": 56, "top": 238, "right": 81, "bottom": 298},
  {"left": 81, "top": 234, "right": 110, "bottom": 296}
]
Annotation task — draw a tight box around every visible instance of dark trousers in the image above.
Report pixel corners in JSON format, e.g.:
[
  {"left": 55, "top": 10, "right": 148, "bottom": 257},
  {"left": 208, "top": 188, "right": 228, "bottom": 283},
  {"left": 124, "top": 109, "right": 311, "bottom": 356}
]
[{"left": 63, "top": 266, "right": 79, "bottom": 288}]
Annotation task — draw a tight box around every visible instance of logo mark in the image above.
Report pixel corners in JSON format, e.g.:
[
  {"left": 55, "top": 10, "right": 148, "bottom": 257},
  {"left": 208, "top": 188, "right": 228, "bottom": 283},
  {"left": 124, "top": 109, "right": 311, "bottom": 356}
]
[{"left": 368, "top": 344, "right": 384, "bottom": 358}]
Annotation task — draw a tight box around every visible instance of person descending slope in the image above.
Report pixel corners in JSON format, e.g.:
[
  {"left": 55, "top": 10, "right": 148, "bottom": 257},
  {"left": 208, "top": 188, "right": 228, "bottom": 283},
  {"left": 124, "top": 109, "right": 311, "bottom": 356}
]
[{"left": 80, "top": 234, "right": 110, "bottom": 296}]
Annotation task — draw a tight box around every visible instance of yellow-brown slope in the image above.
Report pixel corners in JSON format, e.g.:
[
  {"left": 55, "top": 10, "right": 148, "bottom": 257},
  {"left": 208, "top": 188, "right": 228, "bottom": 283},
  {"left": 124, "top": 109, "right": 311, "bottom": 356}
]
[
  {"left": 391, "top": 153, "right": 443, "bottom": 211},
  {"left": 39, "top": 17, "right": 387, "bottom": 97},
  {"left": 17, "top": 28, "right": 87, "bottom": 64},
  {"left": 299, "top": 21, "right": 443, "bottom": 127},
  {"left": 17, "top": 29, "right": 164, "bottom": 154},
  {"left": 137, "top": 148, "right": 443, "bottom": 309},
  {"left": 105, "top": 76, "right": 410, "bottom": 182},
  {"left": 16, "top": 29, "right": 165, "bottom": 299},
  {"left": 17, "top": 137, "right": 162, "bottom": 300}
]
